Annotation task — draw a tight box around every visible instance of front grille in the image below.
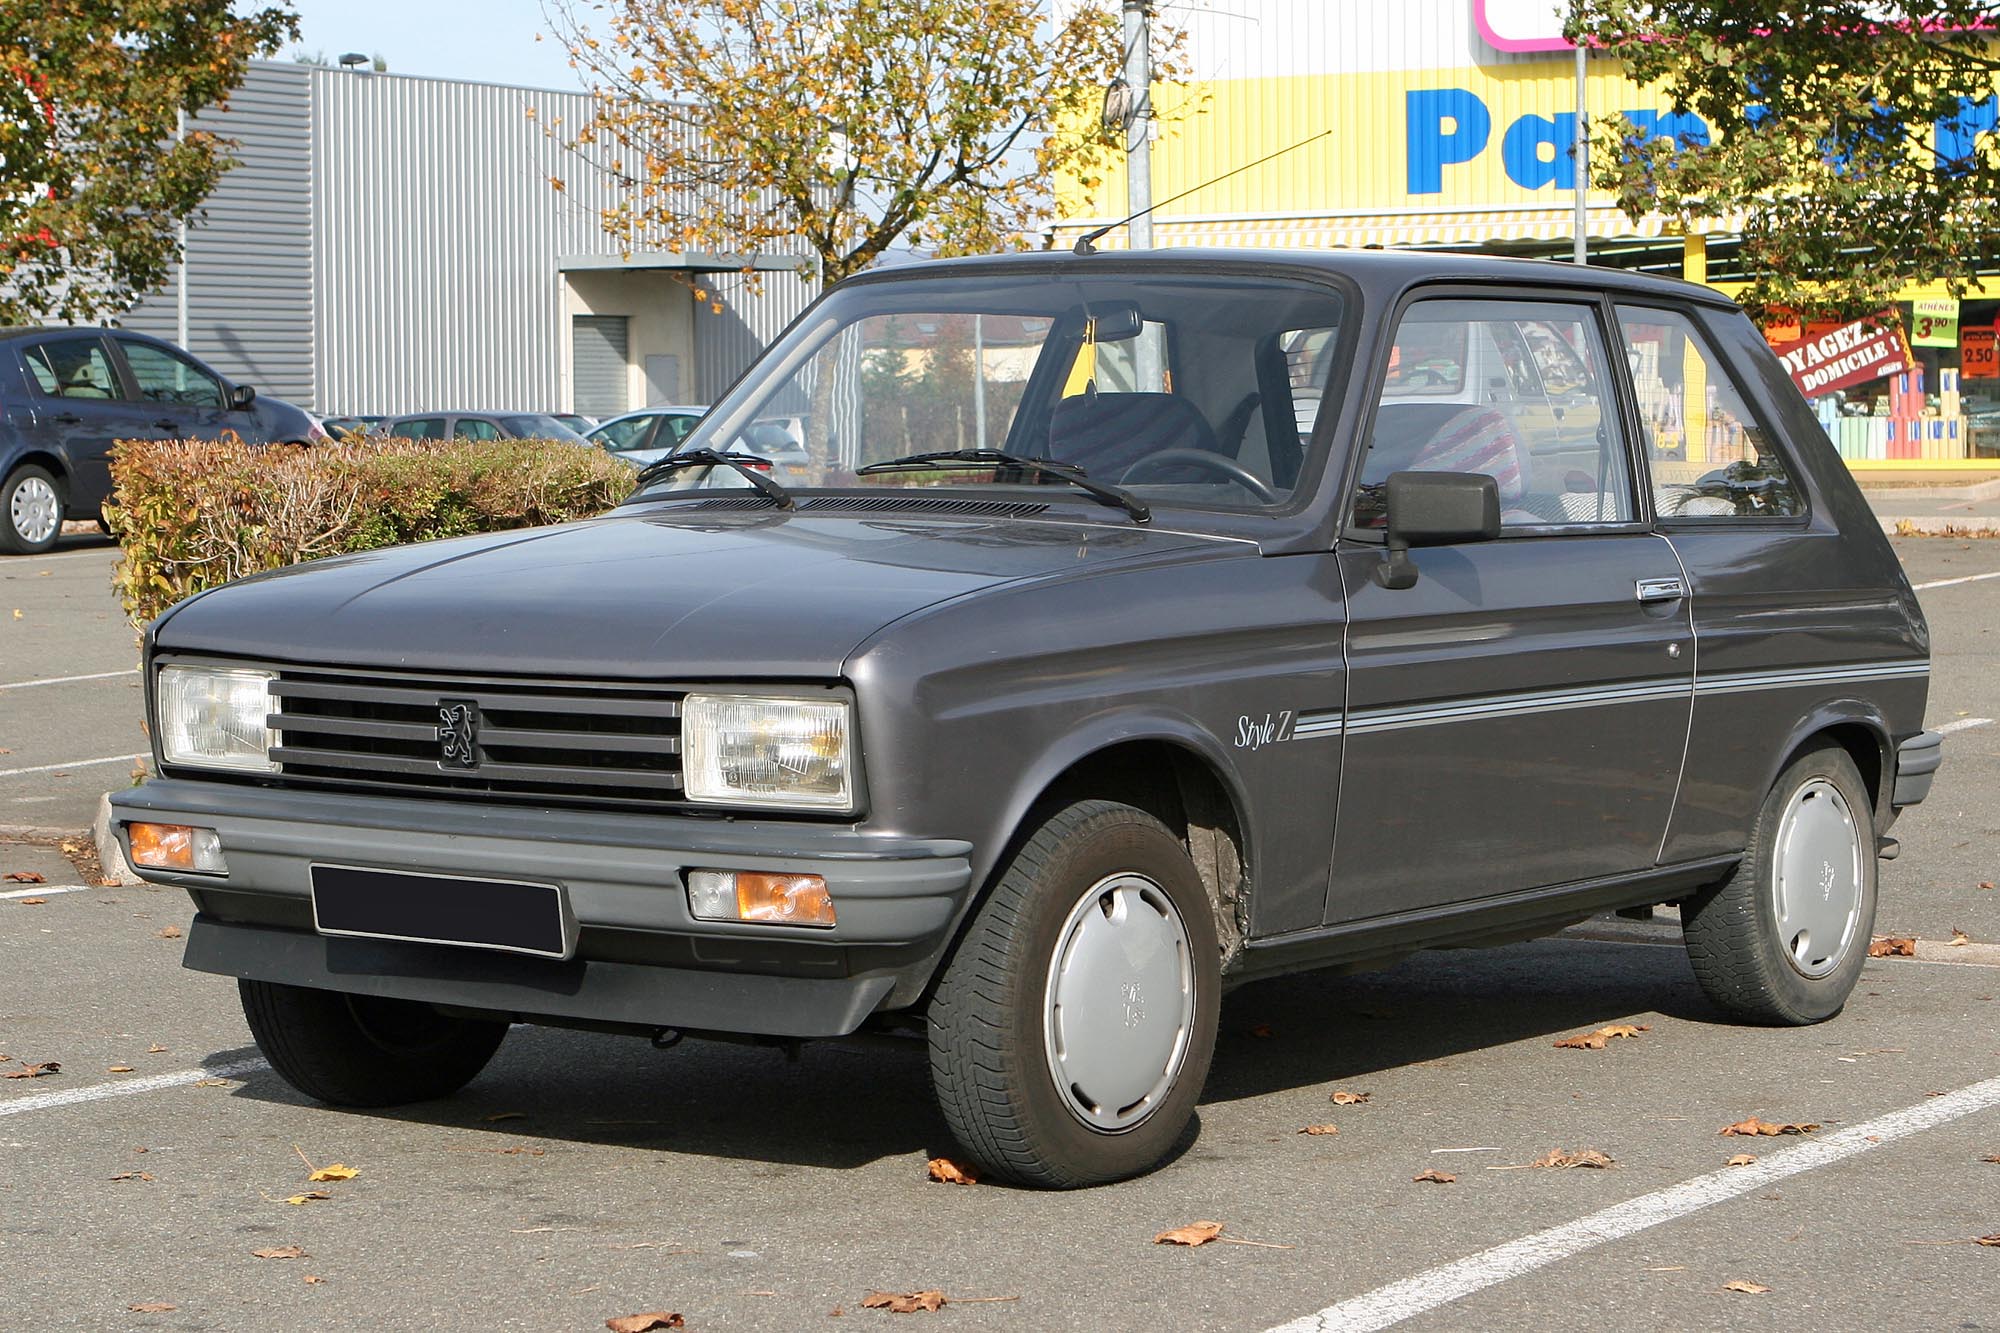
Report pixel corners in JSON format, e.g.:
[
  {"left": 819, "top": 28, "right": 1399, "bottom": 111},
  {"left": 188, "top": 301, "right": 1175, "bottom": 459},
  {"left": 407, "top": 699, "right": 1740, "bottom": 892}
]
[{"left": 266, "top": 668, "right": 684, "bottom": 809}]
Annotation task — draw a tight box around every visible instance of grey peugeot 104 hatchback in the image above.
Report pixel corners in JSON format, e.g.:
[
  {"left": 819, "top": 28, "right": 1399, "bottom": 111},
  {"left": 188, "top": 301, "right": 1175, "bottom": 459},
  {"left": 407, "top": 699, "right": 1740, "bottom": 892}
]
[{"left": 113, "top": 251, "right": 1940, "bottom": 1187}]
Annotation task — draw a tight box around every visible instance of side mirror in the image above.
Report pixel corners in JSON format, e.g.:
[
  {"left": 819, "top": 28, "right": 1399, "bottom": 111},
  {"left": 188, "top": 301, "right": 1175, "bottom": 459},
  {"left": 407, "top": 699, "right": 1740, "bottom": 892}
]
[
  {"left": 229, "top": 384, "right": 257, "bottom": 410},
  {"left": 1374, "top": 470, "right": 1501, "bottom": 590}
]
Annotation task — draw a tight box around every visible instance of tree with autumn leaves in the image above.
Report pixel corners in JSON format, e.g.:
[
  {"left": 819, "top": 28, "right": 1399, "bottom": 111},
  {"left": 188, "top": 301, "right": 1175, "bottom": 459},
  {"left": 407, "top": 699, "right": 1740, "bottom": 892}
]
[
  {"left": 1571, "top": 0, "right": 2000, "bottom": 322},
  {"left": 546, "top": 0, "right": 1178, "bottom": 286},
  {"left": 0, "top": 1, "right": 296, "bottom": 326}
]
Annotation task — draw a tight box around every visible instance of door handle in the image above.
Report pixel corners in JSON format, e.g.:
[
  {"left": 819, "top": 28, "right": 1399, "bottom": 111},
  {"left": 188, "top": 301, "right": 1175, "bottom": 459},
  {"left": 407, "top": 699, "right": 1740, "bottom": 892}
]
[
  {"left": 1636, "top": 577, "right": 1687, "bottom": 603},
  {"left": 152, "top": 419, "right": 177, "bottom": 432},
  {"left": 52, "top": 412, "right": 82, "bottom": 425}
]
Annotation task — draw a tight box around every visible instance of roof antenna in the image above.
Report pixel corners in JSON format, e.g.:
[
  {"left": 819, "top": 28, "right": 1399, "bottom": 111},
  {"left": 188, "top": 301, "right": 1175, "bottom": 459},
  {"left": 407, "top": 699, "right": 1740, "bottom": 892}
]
[{"left": 1072, "top": 128, "right": 1333, "bottom": 255}]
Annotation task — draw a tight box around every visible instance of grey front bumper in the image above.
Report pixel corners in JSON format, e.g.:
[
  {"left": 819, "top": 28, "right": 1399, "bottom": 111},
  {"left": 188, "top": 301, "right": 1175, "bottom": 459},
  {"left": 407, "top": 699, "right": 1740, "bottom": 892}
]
[
  {"left": 111, "top": 779, "right": 974, "bottom": 1036},
  {"left": 1893, "top": 730, "right": 1943, "bottom": 807}
]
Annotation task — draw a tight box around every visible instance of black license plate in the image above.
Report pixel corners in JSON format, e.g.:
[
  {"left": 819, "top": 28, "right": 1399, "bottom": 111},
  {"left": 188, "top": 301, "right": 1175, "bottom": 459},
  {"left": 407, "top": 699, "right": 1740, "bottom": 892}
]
[{"left": 310, "top": 865, "right": 573, "bottom": 960}]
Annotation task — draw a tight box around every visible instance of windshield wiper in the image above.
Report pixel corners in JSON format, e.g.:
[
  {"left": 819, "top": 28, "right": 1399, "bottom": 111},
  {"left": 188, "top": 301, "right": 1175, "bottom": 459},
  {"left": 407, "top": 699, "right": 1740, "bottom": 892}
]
[
  {"left": 854, "top": 449, "right": 1150, "bottom": 523},
  {"left": 634, "top": 448, "right": 795, "bottom": 510}
]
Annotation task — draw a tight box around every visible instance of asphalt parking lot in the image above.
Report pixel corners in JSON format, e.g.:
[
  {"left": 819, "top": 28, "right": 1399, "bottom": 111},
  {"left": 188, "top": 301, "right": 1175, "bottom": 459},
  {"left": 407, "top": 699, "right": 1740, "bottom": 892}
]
[{"left": 3, "top": 532, "right": 1997, "bottom": 1330}]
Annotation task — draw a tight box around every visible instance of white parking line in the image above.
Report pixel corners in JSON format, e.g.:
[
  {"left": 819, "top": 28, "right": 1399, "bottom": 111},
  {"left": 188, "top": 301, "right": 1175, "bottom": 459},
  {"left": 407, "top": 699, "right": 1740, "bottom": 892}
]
[
  {"left": 1912, "top": 569, "right": 2000, "bottom": 591},
  {"left": 1266, "top": 1072, "right": 2000, "bottom": 1333},
  {"left": 0, "top": 669, "right": 137, "bottom": 691},
  {"left": 1935, "top": 716, "right": 1994, "bottom": 735},
  {"left": 0, "top": 1057, "right": 269, "bottom": 1119},
  {"left": 0, "top": 884, "right": 88, "bottom": 901},
  {"left": 0, "top": 753, "right": 143, "bottom": 780}
]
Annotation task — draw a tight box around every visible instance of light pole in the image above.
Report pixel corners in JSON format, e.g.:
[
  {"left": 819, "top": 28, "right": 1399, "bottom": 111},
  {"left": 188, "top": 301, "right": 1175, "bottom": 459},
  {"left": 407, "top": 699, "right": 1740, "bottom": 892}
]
[
  {"left": 1122, "top": 0, "right": 1153, "bottom": 251},
  {"left": 1573, "top": 39, "right": 1588, "bottom": 264}
]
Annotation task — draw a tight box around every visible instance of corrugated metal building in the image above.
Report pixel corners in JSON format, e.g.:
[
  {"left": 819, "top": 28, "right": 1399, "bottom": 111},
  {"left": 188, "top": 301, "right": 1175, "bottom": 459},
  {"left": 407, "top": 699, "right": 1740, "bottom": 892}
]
[{"left": 122, "top": 61, "right": 817, "bottom": 416}]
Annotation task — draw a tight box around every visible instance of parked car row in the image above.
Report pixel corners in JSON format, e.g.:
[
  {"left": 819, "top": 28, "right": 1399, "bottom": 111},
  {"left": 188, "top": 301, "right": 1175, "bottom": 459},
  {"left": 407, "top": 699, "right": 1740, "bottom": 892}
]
[{"left": 0, "top": 327, "right": 326, "bottom": 554}]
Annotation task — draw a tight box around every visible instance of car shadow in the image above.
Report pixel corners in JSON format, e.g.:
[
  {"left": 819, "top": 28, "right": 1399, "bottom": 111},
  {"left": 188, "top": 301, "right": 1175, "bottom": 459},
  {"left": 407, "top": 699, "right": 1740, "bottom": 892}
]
[{"left": 213, "top": 935, "right": 1720, "bottom": 1175}]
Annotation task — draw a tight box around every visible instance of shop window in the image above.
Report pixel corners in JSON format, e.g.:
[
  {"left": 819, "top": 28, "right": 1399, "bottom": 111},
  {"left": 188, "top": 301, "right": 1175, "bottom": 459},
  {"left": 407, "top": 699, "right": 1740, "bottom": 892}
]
[{"left": 1615, "top": 306, "right": 1804, "bottom": 520}]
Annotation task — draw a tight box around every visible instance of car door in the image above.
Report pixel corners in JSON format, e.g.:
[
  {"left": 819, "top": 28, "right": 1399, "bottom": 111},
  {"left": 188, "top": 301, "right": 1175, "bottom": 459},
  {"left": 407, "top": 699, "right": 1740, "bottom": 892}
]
[
  {"left": 14, "top": 334, "right": 160, "bottom": 514},
  {"left": 112, "top": 337, "right": 232, "bottom": 441},
  {"left": 1327, "top": 293, "right": 1695, "bottom": 923}
]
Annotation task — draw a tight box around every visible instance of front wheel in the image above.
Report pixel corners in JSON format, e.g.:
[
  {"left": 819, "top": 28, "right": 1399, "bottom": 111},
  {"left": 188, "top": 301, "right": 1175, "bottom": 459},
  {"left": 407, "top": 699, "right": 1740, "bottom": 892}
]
[
  {"left": 1682, "top": 745, "right": 1878, "bottom": 1025},
  {"left": 239, "top": 980, "right": 508, "bottom": 1106},
  {"left": 928, "top": 800, "right": 1220, "bottom": 1187}
]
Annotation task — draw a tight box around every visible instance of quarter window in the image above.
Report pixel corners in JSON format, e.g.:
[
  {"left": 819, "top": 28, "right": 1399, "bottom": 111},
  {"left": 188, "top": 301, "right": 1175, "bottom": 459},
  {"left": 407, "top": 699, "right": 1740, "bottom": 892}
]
[
  {"left": 1354, "top": 299, "right": 1635, "bottom": 529},
  {"left": 23, "top": 338, "right": 122, "bottom": 401},
  {"left": 121, "top": 341, "right": 224, "bottom": 408},
  {"left": 1614, "top": 306, "right": 1805, "bottom": 520}
]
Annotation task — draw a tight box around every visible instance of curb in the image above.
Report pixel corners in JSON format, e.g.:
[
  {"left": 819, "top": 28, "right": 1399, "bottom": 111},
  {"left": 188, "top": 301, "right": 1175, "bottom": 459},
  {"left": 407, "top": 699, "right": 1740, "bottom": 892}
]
[
  {"left": 1859, "top": 478, "right": 2000, "bottom": 503},
  {"left": 91, "top": 794, "right": 142, "bottom": 887},
  {"left": 1878, "top": 515, "right": 2000, "bottom": 536}
]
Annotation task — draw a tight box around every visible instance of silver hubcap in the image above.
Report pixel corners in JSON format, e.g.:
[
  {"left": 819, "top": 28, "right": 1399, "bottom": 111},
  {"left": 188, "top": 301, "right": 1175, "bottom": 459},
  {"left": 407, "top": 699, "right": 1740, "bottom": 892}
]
[
  {"left": 1772, "top": 777, "right": 1863, "bottom": 979},
  {"left": 9, "top": 475, "right": 58, "bottom": 545},
  {"left": 1043, "top": 872, "right": 1195, "bottom": 1133}
]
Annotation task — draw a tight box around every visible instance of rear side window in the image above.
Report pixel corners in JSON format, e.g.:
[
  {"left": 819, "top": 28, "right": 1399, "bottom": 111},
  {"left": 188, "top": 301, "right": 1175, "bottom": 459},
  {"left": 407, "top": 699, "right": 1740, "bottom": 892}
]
[
  {"left": 1614, "top": 306, "right": 1805, "bottom": 520},
  {"left": 1354, "top": 298, "right": 1635, "bottom": 529},
  {"left": 397, "top": 417, "right": 445, "bottom": 439},
  {"left": 23, "top": 338, "right": 122, "bottom": 401},
  {"left": 454, "top": 417, "right": 502, "bottom": 441}
]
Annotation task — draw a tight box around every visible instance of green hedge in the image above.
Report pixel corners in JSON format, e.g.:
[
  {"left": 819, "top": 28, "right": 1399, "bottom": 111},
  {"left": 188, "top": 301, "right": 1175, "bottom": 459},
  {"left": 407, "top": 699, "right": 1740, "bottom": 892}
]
[{"left": 106, "top": 436, "right": 637, "bottom": 627}]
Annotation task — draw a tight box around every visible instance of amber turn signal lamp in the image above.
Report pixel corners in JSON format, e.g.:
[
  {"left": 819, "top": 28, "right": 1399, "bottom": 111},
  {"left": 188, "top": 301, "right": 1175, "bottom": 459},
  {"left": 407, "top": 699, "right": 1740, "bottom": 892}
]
[
  {"left": 686, "top": 869, "right": 834, "bottom": 927},
  {"left": 127, "top": 822, "right": 227, "bottom": 874}
]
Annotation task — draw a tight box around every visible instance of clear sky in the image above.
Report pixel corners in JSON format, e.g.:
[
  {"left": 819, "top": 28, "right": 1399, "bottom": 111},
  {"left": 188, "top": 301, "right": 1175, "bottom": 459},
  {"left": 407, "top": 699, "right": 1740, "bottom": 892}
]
[{"left": 281, "top": 0, "right": 586, "bottom": 92}]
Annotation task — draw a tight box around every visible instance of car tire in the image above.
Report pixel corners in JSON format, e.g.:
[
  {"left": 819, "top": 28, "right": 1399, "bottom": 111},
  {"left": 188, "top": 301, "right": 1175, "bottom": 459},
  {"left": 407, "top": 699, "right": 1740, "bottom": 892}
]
[
  {"left": 1681, "top": 745, "right": 1878, "bottom": 1025},
  {"left": 927, "top": 800, "right": 1220, "bottom": 1188},
  {"left": 1, "top": 464, "right": 63, "bottom": 555},
  {"left": 239, "top": 979, "right": 509, "bottom": 1107}
]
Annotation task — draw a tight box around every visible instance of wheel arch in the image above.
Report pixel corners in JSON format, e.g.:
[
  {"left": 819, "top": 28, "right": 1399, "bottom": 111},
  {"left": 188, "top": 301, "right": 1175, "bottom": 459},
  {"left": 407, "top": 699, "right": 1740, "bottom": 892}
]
[
  {"left": 1768, "top": 703, "right": 1892, "bottom": 822},
  {"left": 3, "top": 449, "right": 69, "bottom": 496}
]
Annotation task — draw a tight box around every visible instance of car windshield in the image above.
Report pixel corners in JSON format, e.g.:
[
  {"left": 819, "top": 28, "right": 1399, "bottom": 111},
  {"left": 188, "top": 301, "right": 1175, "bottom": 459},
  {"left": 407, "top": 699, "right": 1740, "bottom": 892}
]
[
  {"left": 628, "top": 268, "right": 1348, "bottom": 513},
  {"left": 501, "top": 414, "right": 589, "bottom": 442}
]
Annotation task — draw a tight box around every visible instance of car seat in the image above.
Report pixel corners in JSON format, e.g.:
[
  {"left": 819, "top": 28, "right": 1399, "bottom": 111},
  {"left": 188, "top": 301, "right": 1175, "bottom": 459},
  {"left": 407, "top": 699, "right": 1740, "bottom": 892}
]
[{"left": 1045, "top": 391, "right": 1221, "bottom": 479}]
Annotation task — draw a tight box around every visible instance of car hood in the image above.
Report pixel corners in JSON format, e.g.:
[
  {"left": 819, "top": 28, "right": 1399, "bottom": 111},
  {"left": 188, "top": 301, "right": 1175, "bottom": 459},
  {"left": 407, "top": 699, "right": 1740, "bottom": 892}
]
[{"left": 152, "top": 504, "right": 1239, "bottom": 678}]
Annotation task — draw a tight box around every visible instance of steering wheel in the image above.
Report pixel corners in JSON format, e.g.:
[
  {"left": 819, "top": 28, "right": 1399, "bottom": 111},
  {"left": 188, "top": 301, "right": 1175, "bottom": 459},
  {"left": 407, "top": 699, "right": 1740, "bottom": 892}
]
[{"left": 1120, "top": 448, "right": 1280, "bottom": 503}]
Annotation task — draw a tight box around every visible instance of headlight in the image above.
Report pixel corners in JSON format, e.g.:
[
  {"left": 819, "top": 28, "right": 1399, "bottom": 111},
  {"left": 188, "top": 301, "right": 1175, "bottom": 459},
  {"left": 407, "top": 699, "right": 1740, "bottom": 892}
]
[
  {"left": 158, "top": 665, "right": 277, "bottom": 772},
  {"left": 682, "top": 693, "right": 855, "bottom": 811}
]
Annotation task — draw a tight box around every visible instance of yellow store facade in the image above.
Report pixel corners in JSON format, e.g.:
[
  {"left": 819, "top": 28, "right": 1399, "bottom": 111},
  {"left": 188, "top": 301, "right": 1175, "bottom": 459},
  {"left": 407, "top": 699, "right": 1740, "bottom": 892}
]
[{"left": 1050, "top": 0, "right": 2000, "bottom": 471}]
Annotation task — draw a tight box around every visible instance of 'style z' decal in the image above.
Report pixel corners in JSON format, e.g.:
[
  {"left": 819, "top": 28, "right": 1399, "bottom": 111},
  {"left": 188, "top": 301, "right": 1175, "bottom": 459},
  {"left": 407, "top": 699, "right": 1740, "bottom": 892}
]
[{"left": 1234, "top": 711, "right": 1296, "bottom": 750}]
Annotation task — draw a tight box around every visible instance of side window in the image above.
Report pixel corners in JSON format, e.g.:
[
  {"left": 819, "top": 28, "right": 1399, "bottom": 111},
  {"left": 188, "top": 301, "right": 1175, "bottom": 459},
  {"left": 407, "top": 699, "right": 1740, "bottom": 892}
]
[
  {"left": 121, "top": 341, "right": 224, "bottom": 408},
  {"left": 1614, "top": 306, "right": 1805, "bottom": 519},
  {"left": 664, "top": 414, "right": 701, "bottom": 446},
  {"left": 398, "top": 417, "right": 444, "bottom": 439},
  {"left": 595, "top": 416, "right": 657, "bottom": 451},
  {"left": 1353, "top": 299, "right": 1636, "bottom": 529},
  {"left": 453, "top": 418, "right": 501, "bottom": 441},
  {"left": 23, "top": 338, "right": 122, "bottom": 401}
]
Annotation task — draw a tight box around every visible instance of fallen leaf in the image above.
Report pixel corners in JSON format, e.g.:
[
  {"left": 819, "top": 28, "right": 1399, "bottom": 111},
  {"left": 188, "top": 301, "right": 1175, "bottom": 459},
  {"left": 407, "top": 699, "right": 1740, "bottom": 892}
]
[
  {"left": 128, "top": 1303, "right": 176, "bottom": 1314},
  {"left": 107, "top": 1065, "right": 134, "bottom": 1073},
  {"left": 156, "top": 925, "right": 182, "bottom": 940},
  {"left": 3, "top": 871, "right": 45, "bottom": 883},
  {"left": 1412, "top": 1169, "right": 1457, "bottom": 1184},
  {"left": 1951, "top": 928, "right": 1972, "bottom": 947},
  {"left": 1154, "top": 1221, "right": 1225, "bottom": 1247},
  {"left": 1978, "top": 881, "right": 1995, "bottom": 891},
  {"left": 307, "top": 1163, "right": 359, "bottom": 1182},
  {"left": 1722, "top": 1279, "right": 1772, "bottom": 1294},
  {"left": 193, "top": 1078, "right": 229, "bottom": 1087},
  {"left": 304, "top": 1275, "right": 326, "bottom": 1285},
  {"left": 1869, "top": 937, "right": 1916, "bottom": 957},
  {"left": 2, "top": 1061, "right": 59, "bottom": 1079},
  {"left": 605, "top": 1315, "right": 685, "bottom": 1332},
  {"left": 1530, "top": 1147, "right": 1615, "bottom": 1169},
  {"left": 147, "top": 1044, "right": 167, "bottom": 1054},
  {"left": 1720, "top": 1118, "right": 1819, "bottom": 1137},
  {"left": 482, "top": 1111, "right": 526, "bottom": 1122},
  {"left": 1726, "top": 1153, "right": 1758, "bottom": 1167},
  {"left": 1329, "top": 1090, "right": 1371, "bottom": 1105},
  {"left": 926, "top": 1156, "right": 978, "bottom": 1185},
  {"left": 1298, "top": 1124, "right": 1340, "bottom": 1136},
  {"left": 284, "top": 1191, "right": 331, "bottom": 1205},
  {"left": 110, "top": 1171, "right": 154, "bottom": 1182},
  {"left": 860, "top": 1291, "right": 946, "bottom": 1314},
  {"left": 1248, "top": 1023, "right": 1275, "bottom": 1038},
  {"left": 1983, "top": 1154, "right": 2000, "bottom": 1164},
  {"left": 16, "top": 898, "right": 46, "bottom": 906},
  {"left": 1976, "top": 1235, "right": 2000, "bottom": 1247},
  {"left": 1553, "top": 1024, "right": 1649, "bottom": 1050},
  {"left": 251, "top": 1246, "right": 306, "bottom": 1260}
]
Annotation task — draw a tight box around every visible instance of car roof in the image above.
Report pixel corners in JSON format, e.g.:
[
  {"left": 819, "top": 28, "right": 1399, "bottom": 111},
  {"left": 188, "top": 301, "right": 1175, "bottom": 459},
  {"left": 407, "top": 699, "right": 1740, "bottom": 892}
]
[{"left": 839, "top": 247, "right": 1738, "bottom": 309}]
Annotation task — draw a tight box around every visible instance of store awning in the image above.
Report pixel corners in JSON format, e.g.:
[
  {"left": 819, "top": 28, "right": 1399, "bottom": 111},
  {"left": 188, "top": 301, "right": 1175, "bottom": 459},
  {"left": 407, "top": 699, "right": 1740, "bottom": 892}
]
[
  {"left": 557, "top": 250, "right": 814, "bottom": 273},
  {"left": 1050, "top": 206, "right": 1673, "bottom": 251}
]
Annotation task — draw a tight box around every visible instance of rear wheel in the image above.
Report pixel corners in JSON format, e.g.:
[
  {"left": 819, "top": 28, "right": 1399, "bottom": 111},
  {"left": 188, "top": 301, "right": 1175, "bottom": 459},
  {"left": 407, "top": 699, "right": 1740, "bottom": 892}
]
[
  {"left": 928, "top": 801, "right": 1220, "bottom": 1187},
  {"left": 239, "top": 979, "right": 508, "bottom": 1106},
  {"left": 1682, "top": 745, "right": 1877, "bottom": 1025},
  {"left": 1, "top": 464, "right": 61, "bottom": 555}
]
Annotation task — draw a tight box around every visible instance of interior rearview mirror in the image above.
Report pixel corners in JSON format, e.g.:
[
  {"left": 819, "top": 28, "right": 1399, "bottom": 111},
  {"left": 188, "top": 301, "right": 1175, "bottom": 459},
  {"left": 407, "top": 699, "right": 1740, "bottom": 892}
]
[
  {"left": 1374, "top": 470, "right": 1502, "bottom": 590},
  {"left": 1072, "top": 303, "right": 1143, "bottom": 342}
]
